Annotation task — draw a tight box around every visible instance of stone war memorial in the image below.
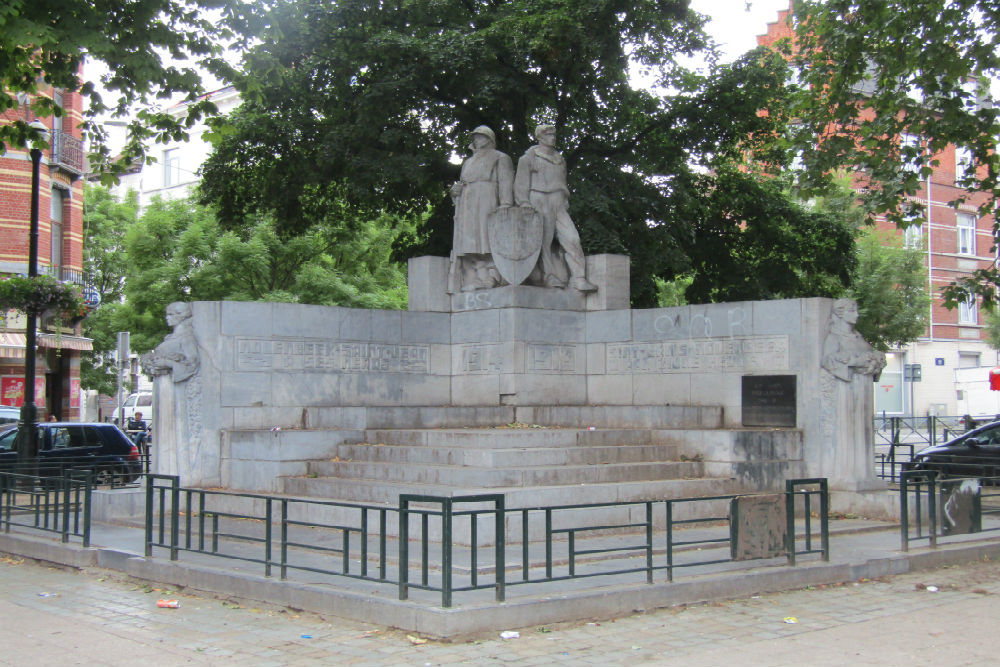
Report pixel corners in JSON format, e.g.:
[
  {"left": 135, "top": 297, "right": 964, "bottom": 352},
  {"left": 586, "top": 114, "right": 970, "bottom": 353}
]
[{"left": 149, "top": 125, "right": 888, "bottom": 520}]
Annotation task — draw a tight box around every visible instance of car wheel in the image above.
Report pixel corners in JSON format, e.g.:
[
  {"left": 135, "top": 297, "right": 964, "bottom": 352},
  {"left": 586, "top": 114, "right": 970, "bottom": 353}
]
[{"left": 95, "top": 465, "right": 123, "bottom": 487}]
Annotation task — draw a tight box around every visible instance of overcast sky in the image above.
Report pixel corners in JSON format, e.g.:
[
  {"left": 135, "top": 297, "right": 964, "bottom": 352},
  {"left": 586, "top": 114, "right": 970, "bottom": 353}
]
[{"left": 691, "top": 0, "right": 791, "bottom": 63}]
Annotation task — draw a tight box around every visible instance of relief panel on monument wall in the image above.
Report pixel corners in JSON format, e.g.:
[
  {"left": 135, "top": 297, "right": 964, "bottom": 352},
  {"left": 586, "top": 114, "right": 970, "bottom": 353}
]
[
  {"left": 457, "top": 343, "right": 583, "bottom": 374},
  {"left": 235, "top": 338, "right": 430, "bottom": 373},
  {"left": 606, "top": 336, "right": 788, "bottom": 374}
]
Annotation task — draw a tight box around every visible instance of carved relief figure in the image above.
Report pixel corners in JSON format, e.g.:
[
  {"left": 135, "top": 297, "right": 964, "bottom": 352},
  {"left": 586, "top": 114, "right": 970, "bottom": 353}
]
[
  {"left": 819, "top": 298, "right": 886, "bottom": 490},
  {"left": 447, "top": 126, "right": 514, "bottom": 293},
  {"left": 514, "top": 125, "right": 597, "bottom": 293},
  {"left": 821, "top": 299, "right": 885, "bottom": 382},
  {"left": 148, "top": 302, "right": 200, "bottom": 382}
]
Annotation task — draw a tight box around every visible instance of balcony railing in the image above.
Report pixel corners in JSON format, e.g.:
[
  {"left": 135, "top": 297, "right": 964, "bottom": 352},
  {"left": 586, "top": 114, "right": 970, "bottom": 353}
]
[{"left": 51, "top": 129, "right": 84, "bottom": 175}]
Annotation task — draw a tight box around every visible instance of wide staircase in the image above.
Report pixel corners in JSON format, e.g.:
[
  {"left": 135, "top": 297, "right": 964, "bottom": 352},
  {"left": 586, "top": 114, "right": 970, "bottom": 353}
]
[{"left": 217, "top": 406, "right": 804, "bottom": 539}]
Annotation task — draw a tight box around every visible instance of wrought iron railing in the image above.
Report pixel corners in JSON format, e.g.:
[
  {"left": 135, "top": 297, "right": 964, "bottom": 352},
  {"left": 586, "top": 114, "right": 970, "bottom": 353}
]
[
  {"left": 899, "top": 469, "right": 1000, "bottom": 551},
  {"left": 144, "top": 475, "right": 830, "bottom": 608},
  {"left": 0, "top": 471, "right": 92, "bottom": 545}
]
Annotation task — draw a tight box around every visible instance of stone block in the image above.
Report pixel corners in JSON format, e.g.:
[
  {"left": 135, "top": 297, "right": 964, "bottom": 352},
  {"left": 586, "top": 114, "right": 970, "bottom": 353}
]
[
  {"left": 453, "top": 341, "right": 517, "bottom": 374},
  {"left": 451, "top": 284, "right": 586, "bottom": 312},
  {"left": 407, "top": 256, "right": 451, "bottom": 312},
  {"left": 338, "top": 308, "right": 373, "bottom": 341},
  {"left": 587, "top": 374, "right": 633, "bottom": 405},
  {"left": 220, "top": 301, "right": 270, "bottom": 337},
  {"left": 221, "top": 372, "right": 271, "bottom": 408},
  {"left": 586, "top": 309, "right": 632, "bottom": 343},
  {"left": 272, "top": 373, "right": 342, "bottom": 407},
  {"left": 370, "top": 309, "right": 403, "bottom": 343},
  {"left": 688, "top": 302, "right": 754, "bottom": 339},
  {"left": 585, "top": 254, "right": 630, "bottom": 311},
  {"left": 632, "top": 306, "right": 690, "bottom": 341},
  {"left": 752, "top": 299, "right": 802, "bottom": 336},
  {"left": 272, "top": 303, "right": 341, "bottom": 338},
  {"left": 401, "top": 311, "right": 451, "bottom": 344},
  {"left": 507, "top": 374, "right": 587, "bottom": 405},
  {"left": 500, "top": 308, "right": 585, "bottom": 343},
  {"left": 586, "top": 343, "right": 606, "bottom": 374},
  {"left": 429, "top": 343, "right": 452, "bottom": 375},
  {"left": 689, "top": 373, "right": 737, "bottom": 406},
  {"left": 451, "top": 309, "right": 500, "bottom": 343},
  {"left": 451, "top": 375, "right": 500, "bottom": 406},
  {"left": 633, "top": 373, "right": 691, "bottom": 405}
]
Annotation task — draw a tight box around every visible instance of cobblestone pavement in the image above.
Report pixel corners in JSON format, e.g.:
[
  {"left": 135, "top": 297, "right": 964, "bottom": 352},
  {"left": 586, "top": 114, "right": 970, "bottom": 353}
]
[{"left": 3, "top": 554, "right": 999, "bottom": 667}]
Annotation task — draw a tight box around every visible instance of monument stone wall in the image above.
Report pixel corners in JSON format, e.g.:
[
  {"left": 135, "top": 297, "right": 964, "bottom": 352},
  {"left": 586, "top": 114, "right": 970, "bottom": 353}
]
[{"left": 151, "top": 254, "right": 881, "bottom": 492}]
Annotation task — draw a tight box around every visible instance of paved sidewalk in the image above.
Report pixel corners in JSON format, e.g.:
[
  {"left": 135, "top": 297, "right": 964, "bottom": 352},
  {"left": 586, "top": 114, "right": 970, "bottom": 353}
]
[
  {"left": 4, "top": 505, "right": 1000, "bottom": 640},
  {"left": 2, "top": 553, "right": 1000, "bottom": 666}
]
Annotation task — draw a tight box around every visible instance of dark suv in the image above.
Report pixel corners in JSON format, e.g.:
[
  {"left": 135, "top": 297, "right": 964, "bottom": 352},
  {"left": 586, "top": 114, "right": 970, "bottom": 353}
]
[
  {"left": 909, "top": 420, "right": 1000, "bottom": 479},
  {"left": 0, "top": 422, "right": 141, "bottom": 484}
]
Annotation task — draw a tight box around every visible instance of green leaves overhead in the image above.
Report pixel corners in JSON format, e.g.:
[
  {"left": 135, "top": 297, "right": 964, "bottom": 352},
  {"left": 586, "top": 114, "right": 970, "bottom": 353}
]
[{"left": 1, "top": 0, "right": 268, "bottom": 178}]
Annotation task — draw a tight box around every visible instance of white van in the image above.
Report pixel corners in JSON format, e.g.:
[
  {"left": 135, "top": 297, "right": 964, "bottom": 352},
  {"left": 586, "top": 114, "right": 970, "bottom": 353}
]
[{"left": 111, "top": 392, "right": 153, "bottom": 426}]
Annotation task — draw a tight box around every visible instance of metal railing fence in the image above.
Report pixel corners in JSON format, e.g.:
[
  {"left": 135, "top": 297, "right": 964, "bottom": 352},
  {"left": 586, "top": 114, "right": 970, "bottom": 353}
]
[
  {"left": 874, "top": 415, "right": 977, "bottom": 482},
  {"left": 899, "top": 469, "right": 1000, "bottom": 551},
  {"left": 145, "top": 475, "right": 830, "bottom": 608},
  {"left": 0, "top": 471, "right": 92, "bottom": 545}
]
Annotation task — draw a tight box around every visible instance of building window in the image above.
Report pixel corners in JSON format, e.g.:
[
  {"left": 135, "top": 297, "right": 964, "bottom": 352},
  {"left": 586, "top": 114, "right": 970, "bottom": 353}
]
[
  {"left": 163, "top": 148, "right": 181, "bottom": 188},
  {"left": 901, "top": 133, "right": 922, "bottom": 173},
  {"left": 903, "top": 223, "right": 923, "bottom": 249},
  {"left": 50, "top": 187, "right": 64, "bottom": 276},
  {"left": 958, "top": 351, "right": 981, "bottom": 368},
  {"left": 959, "top": 296, "right": 978, "bottom": 325},
  {"left": 957, "top": 212, "right": 976, "bottom": 256},
  {"left": 955, "top": 146, "right": 974, "bottom": 186},
  {"left": 902, "top": 207, "right": 924, "bottom": 249}
]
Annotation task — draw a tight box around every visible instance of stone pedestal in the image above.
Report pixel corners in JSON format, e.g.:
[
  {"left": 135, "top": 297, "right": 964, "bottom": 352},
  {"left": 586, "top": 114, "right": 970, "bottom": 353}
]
[{"left": 408, "top": 254, "right": 630, "bottom": 313}]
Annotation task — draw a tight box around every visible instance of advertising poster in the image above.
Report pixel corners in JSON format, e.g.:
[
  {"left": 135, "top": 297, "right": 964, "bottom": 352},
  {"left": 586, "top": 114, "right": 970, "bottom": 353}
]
[{"left": 0, "top": 376, "right": 46, "bottom": 408}]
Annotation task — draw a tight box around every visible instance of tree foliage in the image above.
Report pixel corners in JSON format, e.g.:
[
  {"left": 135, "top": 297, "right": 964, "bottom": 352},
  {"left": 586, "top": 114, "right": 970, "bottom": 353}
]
[
  {"left": 847, "top": 228, "right": 929, "bottom": 352},
  {"left": 200, "top": 1, "right": 849, "bottom": 306},
  {"left": 788, "top": 0, "right": 1000, "bottom": 306},
  {"left": 79, "top": 187, "right": 412, "bottom": 388},
  {"left": 0, "top": 0, "right": 265, "bottom": 178},
  {"left": 79, "top": 186, "right": 137, "bottom": 394}
]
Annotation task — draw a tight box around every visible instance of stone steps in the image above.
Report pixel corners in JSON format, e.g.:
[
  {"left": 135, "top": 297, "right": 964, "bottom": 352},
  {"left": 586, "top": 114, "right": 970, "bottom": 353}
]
[
  {"left": 335, "top": 442, "right": 681, "bottom": 467},
  {"left": 307, "top": 459, "right": 702, "bottom": 487},
  {"left": 280, "top": 475, "right": 738, "bottom": 508}
]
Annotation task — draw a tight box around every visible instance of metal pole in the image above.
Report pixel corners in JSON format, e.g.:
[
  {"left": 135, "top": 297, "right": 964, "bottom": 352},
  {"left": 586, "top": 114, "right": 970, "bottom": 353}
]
[{"left": 16, "top": 125, "right": 47, "bottom": 470}]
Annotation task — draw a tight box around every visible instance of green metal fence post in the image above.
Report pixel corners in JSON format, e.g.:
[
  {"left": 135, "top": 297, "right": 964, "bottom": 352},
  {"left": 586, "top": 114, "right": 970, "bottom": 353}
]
[
  {"left": 819, "top": 479, "right": 829, "bottom": 561},
  {"left": 144, "top": 475, "right": 154, "bottom": 557},
  {"left": 442, "top": 498, "right": 453, "bottom": 608},
  {"left": 785, "top": 479, "right": 797, "bottom": 566},
  {"left": 265, "top": 498, "right": 273, "bottom": 577},
  {"left": 495, "top": 495, "right": 505, "bottom": 602},
  {"left": 900, "top": 473, "right": 910, "bottom": 552},
  {"left": 170, "top": 476, "right": 180, "bottom": 561},
  {"left": 398, "top": 497, "right": 410, "bottom": 601},
  {"left": 645, "top": 501, "right": 653, "bottom": 583}
]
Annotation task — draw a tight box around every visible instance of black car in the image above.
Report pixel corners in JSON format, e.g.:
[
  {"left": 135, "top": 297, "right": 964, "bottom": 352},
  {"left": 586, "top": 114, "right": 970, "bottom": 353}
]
[
  {"left": 909, "top": 420, "right": 1000, "bottom": 479},
  {"left": 0, "top": 422, "right": 141, "bottom": 484}
]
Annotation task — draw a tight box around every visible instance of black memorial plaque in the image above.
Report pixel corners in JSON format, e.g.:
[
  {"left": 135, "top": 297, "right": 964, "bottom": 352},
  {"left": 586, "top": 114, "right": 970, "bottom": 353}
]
[{"left": 742, "top": 375, "right": 796, "bottom": 427}]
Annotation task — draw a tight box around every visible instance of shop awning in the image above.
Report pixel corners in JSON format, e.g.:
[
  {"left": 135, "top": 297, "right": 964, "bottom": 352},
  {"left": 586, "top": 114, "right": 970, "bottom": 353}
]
[
  {"left": 38, "top": 334, "right": 93, "bottom": 351},
  {"left": 0, "top": 332, "right": 92, "bottom": 356},
  {"left": 0, "top": 332, "right": 26, "bottom": 358}
]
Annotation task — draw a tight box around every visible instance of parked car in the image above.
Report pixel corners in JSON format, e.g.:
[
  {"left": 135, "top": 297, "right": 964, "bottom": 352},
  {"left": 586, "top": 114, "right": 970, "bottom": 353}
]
[
  {"left": 909, "top": 420, "right": 1000, "bottom": 479},
  {"left": 0, "top": 421, "right": 141, "bottom": 484},
  {"left": 111, "top": 392, "right": 153, "bottom": 426},
  {"left": 0, "top": 405, "right": 18, "bottom": 425}
]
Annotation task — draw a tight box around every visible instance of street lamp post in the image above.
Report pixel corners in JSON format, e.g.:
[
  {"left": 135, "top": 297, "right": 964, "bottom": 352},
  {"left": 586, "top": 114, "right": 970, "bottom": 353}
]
[{"left": 16, "top": 120, "right": 50, "bottom": 469}]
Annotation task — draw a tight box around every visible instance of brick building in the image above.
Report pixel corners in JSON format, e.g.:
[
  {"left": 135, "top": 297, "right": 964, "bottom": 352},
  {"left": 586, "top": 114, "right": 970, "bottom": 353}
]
[
  {"left": 1, "top": 85, "right": 92, "bottom": 419},
  {"left": 757, "top": 6, "right": 998, "bottom": 418}
]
